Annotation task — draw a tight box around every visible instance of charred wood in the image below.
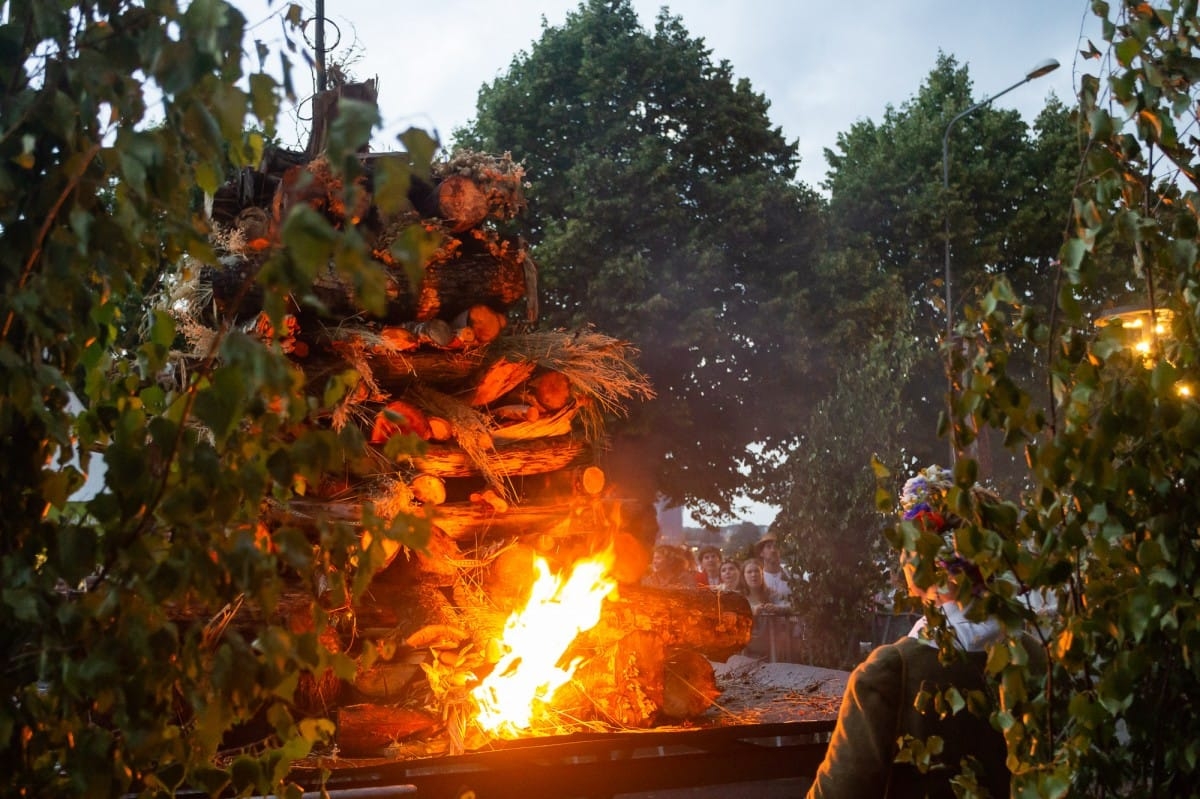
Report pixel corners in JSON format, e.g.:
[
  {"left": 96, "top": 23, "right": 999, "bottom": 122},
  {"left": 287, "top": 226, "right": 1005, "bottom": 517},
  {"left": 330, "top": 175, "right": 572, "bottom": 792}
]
[{"left": 334, "top": 704, "right": 439, "bottom": 757}]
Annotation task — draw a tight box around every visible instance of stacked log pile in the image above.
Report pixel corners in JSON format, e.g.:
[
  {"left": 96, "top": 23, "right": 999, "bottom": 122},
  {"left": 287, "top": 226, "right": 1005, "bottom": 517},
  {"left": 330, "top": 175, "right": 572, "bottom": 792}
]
[{"left": 177, "top": 80, "right": 753, "bottom": 759}]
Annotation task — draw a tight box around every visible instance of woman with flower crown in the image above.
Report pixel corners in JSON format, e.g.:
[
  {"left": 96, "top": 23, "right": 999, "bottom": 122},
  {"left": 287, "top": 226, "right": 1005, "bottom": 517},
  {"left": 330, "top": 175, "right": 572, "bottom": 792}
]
[{"left": 805, "top": 465, "right": 1037, "bottom": 799}]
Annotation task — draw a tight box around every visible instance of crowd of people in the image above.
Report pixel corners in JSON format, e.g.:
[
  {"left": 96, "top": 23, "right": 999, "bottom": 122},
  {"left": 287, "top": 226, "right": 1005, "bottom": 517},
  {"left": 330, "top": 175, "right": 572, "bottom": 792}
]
[{"left": 641, "top": 532, "right": 793, "bottom": 617}]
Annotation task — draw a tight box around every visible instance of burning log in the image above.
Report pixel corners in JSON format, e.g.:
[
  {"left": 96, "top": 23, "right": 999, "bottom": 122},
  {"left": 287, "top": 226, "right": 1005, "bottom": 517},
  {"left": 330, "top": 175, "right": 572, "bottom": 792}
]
[
  {"left": 557, "top": 629, "right": 665, "bottom": 728},
  {"left": 334, "top": 704, "right": 438, "bottom": 757},
  {"left": 662, "top": 649, "right": 722, "bottom": 720},
  {"left": 553, "top": 636, "right": 724, "bottom": 727},
  {"left": 586, "top": 584, "right": 754, "bottom": 662},
  {"left": 183, "top": 85, "right": 668, "bottom": 757}
]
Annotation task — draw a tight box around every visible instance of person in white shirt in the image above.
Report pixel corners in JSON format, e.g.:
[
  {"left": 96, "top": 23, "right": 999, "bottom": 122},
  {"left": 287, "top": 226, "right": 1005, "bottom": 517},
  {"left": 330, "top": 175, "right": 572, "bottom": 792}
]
[{"left": 753, "top": 532, "right": 791, "bottom": 600}]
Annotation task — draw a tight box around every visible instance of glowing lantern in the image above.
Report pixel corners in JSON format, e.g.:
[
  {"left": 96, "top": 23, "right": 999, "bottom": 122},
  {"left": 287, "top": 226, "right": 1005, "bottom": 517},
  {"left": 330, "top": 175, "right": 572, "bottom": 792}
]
[
  {"left": 1095, "top": 305, "right": 1175, "bottom": 366},
  {"left": 1095, "top": 305, "right": 1194, "bottom": 398}
]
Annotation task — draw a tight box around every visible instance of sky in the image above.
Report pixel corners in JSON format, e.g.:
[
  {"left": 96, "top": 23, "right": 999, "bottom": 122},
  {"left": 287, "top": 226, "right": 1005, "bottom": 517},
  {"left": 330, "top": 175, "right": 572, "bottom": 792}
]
[
  {"left": 234, "top": 0, "right": 1103, "bottom": 191},
  {"left": 228, "top": 0, "right": 1104, "bottom": 524}
]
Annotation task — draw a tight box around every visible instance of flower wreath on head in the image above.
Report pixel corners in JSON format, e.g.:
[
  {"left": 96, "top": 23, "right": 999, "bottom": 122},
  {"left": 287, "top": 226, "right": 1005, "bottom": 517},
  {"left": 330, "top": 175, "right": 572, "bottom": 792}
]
[
  {"left": 898, "top": 464, "right": 982, "bottom": 586},
  {"left": 899, "top": 464, "right": 954, "bottom": 533}
]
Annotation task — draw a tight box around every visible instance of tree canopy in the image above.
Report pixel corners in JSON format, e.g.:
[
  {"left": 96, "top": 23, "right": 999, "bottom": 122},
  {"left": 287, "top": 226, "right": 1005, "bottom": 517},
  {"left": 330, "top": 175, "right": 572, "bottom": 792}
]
[
  {"left": 817, "top": 53, "right": 1084, "bottom": 487},
  {"left": 454, "top": 0, "right": 827, "bottom": 521}
]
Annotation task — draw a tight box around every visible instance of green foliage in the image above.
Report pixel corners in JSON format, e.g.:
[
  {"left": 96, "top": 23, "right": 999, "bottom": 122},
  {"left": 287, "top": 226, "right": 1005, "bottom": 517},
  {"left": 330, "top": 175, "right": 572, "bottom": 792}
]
[
  {"left": 454, "top": 0, "right": 827, "bottom": 520},
  {"left": 940, "top": 2, "right": 1200, "bottom": 795},
  {"left": 823, "top": 53, "right": 1084, "bottom": 489},
  {"left": 0, "top": 1, "right": 425, "bottom": 795},
  {"left": 771, "top": 319, "right": 920, "bottom": 668}
]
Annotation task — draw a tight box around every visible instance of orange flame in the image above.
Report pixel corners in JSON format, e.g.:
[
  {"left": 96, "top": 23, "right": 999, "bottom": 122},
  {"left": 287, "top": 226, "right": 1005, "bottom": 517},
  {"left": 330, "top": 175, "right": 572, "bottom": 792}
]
[{"left": 471, "top": 551, "right": 616, "bottom": 737}]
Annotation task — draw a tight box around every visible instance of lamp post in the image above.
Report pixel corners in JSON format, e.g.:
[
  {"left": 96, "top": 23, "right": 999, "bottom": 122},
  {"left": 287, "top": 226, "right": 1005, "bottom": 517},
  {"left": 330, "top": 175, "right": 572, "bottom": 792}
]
[{"left": 941, "top": 57, "right": 1059, "bottom": 462}]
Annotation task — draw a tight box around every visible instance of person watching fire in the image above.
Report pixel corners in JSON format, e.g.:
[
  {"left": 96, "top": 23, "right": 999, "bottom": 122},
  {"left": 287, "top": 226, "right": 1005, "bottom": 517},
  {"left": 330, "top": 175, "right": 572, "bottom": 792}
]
[
  {"left": 753, "top": 532, "right": 792, "bottom": 600},
  {"left": 805, "top": 465, "right": 1042, "bottom": 799},
  {"left": 642, "top": 544, "right": 701, "bottom": 591},
  {"left": 717, "top": 559, "right": 745, "bottom": 594},
  {"left": 740, "top": 557, "right": 785, "bottom": 615},
  {"left": 697, "top": 545, "right": 723, "bottom": 588}
]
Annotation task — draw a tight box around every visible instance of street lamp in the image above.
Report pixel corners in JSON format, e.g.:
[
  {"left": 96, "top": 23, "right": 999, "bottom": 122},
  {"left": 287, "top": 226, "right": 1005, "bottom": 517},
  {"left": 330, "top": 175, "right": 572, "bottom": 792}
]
[
  {"left": 941, "top": 57, "right": 1059, "bottom": 462},
  {"left": 942, "top": 58, "right": 1060, "bottom": 340}
]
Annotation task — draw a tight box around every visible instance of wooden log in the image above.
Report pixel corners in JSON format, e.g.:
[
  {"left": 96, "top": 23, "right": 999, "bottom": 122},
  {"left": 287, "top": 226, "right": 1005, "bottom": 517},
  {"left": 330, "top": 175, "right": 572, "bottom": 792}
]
[
  {"left": 452, "top": 304, "right": 507, "bottom": 345},
  {"left": 554, "top": 629, "right": 665, "bottom": 728},
  {"left": 437, "top": 174, "right": 489, "bottom": 232},
  {"left": 369, "top": 399, "right": 433, "bottom": 444},
  {"left": 405, "top": 436, "right": 592, "bottom": 479},
  {"left": 273, "top": 491, "right": 644, "bottom": 552},
  {"left": 352, "top": 656, "right": 425, "bottom": 703},
  {"left": 300, "top": 347, "right": 484, "bottom": 395},
  {"left": 429, "top": 500, "right": 580, "bottom": 541},
  {"left": 364, "top": 348, "right": 485, "bottom": 389},
  {"left": 577, "top": 584, "right": 754, "bottom": 663},
  {"left": 662, "top": 648, "right": 721, "bottom": 720},
  {"left": 350, "top": 564, "right": 464, "bottom": 633},
  {"left": 202, "top": 245, "right": 525, "bottom": 326},
  {"left": 304, "top": 79, "right": 379, "bottom": 161},
  {"left": 334, "top": 704, "right": 438, "bottom": 757},
  {"left": 468, "top": 357, "right": 536, "bottom": 407},
  {"left": 414, "top": 251, "right": 528, "bottom": 323},
  {"left": 529, "top": 369, "right": 572, "bottom": 411},
  {"left": 560, "top": 636, "right": 718, "bottom": 724}
]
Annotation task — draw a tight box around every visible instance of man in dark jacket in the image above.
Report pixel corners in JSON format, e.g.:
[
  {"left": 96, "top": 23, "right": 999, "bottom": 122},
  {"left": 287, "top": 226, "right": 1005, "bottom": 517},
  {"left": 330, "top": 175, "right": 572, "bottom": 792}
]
[{"left": 805, "top": 465, "right": 1034, "bottom": 799}]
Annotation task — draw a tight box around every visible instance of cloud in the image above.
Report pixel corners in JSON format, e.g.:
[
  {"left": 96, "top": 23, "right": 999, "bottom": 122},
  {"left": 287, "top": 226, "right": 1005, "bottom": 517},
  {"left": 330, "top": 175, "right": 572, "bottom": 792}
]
[{"left": 238, "top": 0, "right": 1099, "bottom": 191}]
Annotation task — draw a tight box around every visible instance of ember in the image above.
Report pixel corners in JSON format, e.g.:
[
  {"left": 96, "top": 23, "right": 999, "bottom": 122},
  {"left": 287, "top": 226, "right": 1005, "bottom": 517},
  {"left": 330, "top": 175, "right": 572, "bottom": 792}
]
[{"left": 472, "top": 552, "right": 616, "bottom": 736}]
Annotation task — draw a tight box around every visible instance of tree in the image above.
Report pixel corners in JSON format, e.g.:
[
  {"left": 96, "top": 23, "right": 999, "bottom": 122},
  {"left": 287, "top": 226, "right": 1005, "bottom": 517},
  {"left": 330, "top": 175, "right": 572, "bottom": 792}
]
[
  {"left": 825, "top": 53, "right": 1071, "bottom": 321},
  {"left": 822, "top": 54, "right": 1083, "bottom": 486},
  {"left": 454, "top": 0, "right": 826, "bottom": 521},
  {"left": 903, "top": 2, "right": 1200, "bottom": 795},
  {"left": 0, "top": 2, "right": 423, "bottom": 795},
  {"left": 769, "top": 318, "right": 921, "bottom": 669}
]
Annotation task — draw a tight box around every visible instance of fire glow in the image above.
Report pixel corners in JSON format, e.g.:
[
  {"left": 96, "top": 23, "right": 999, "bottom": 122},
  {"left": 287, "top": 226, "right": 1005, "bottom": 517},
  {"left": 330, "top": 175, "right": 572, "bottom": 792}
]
[{"left": 471, "top": 552, "right": 616, "bottom": 737}]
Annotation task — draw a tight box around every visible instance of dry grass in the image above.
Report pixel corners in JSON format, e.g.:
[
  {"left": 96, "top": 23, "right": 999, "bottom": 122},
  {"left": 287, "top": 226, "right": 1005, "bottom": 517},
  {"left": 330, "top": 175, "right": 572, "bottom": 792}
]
[
  {"left": 490, "top": 329, "right": 655, "bottom": 441},
  {"left": 407, "top": 385, "right": 513, "bottom": 500}
]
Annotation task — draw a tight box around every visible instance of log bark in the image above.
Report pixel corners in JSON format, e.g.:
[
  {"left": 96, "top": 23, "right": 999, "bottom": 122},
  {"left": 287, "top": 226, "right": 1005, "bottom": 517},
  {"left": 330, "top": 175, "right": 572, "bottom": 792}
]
[
  {"left": 350, "top": 567, "right": 463, "bottom": 634},
  {"left": 334, "top": 704, "right": 438, "bottom": 757},
  {"left": 202, "top": 246, "right": 526, "bottom": 326},
  {"left": 271, "top": 491, "right": 638, "bottom": 549},
  {"left": 414, "top": 251, "right": 528, "bottom": 322},
  {"left": 579, "top": 585, "right": 753, "bottom": 663},
  {"left": 352, "top": 657, "right": 425, "bottom": 703},
  {"left": 300, "top": 347, "right": 484, "bottom": 396},
  {"left": 430, "top": 500, "right": 583, "bottom": 541},
  {"left": 436, "top": 174, "right": 489, "bottom": 232},
  {"left": 407, "top": 436, "right": 592, "bottom": 479},
  {"left": 662, "top": 648, "right": 721, "bottom": 720}
]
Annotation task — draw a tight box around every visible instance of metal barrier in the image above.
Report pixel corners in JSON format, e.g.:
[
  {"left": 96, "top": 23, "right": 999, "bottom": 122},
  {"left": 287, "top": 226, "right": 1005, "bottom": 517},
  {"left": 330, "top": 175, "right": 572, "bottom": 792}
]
[
  {"left": 290, "top": 721, "right": 834, "bottom": 799},
  {"left": 746, "top": 612, "right": 806, "bottom": 663}
]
